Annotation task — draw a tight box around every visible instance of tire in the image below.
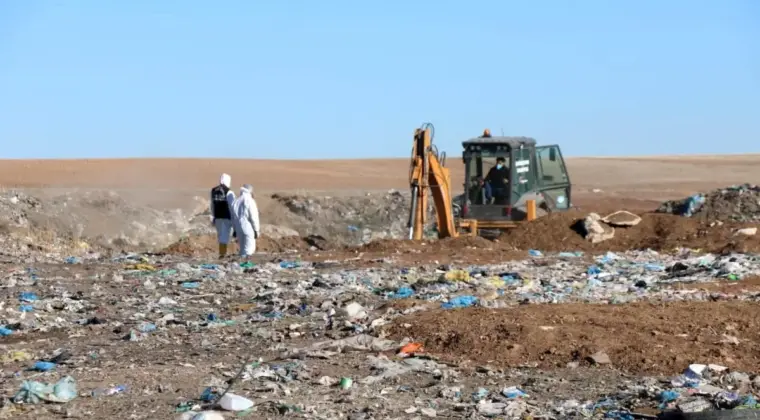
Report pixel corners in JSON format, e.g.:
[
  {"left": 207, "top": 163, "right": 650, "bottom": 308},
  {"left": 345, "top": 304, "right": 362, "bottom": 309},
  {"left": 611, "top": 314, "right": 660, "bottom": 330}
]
[{"left": 659, "top": 410, "right": 760, "bottom": 420}]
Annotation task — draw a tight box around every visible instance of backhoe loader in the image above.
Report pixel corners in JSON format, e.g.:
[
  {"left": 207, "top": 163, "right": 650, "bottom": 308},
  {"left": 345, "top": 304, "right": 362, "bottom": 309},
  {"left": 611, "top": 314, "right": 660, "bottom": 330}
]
[{"left": 407, "top": 123, "right": 572, "bottom": 239}]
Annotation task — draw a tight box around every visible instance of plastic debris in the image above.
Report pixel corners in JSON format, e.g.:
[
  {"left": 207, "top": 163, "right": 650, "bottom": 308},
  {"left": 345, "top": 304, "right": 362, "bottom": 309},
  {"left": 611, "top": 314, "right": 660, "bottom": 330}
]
[
  {"left": 441, "top": 295, "right": 478, "bottom": 309},
  {"left": 218, "top": 393, "right": 254, "bottom": 411},
  {"left": 13, "top": 376, "right": 78, "bottom": 404}
]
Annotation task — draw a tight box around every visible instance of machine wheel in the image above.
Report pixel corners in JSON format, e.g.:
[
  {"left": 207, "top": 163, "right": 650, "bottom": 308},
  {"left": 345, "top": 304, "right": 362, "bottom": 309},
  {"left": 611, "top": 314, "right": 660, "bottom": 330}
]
[
  {"left": 659, "top": 410, "right": 760, "bottom": 420},
  {"left": 477, "top": 229, "right": 502, "bottom": 239}
]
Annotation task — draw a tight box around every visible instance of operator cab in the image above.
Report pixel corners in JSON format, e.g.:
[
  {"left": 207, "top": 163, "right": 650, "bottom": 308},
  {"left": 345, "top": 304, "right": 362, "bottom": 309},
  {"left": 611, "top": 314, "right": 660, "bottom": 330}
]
[{"left": 460, "top": 131, "right": 572, "bottom": 221}]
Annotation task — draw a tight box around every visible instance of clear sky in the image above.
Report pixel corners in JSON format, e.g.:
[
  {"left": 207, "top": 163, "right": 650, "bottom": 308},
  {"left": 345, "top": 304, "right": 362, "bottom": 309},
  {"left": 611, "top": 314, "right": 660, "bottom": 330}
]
[{"left": 0, "top": 1, "right": 758, "bottom": 159}]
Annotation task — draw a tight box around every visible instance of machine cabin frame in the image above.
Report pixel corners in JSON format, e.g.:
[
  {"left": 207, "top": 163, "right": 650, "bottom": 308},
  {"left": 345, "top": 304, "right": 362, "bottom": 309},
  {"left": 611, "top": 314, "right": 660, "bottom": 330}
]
[{"left": 461, "top": 135, "right": 572, "bottom": 222}]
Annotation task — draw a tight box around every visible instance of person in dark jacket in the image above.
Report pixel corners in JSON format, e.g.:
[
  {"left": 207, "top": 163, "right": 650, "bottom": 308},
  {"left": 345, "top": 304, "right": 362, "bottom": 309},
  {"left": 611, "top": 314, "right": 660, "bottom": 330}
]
[
  {"left": 210, "top": 173, "right": 236, "bottom": 258},
  {"left": 485, "top": 157, "right": 510, "bottom": 204},
  {"left": 468, "top": 176, "right": 493, "bottom": 204}
]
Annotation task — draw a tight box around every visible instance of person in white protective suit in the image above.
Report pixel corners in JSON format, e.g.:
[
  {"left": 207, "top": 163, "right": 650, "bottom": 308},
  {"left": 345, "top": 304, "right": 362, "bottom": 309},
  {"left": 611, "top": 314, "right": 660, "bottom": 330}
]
[
  {"left": 209, "top": 173, "right": 236, "bottom": 258},
  {"left": 230, "top": 184, "right": 260, "bottom": 256}
]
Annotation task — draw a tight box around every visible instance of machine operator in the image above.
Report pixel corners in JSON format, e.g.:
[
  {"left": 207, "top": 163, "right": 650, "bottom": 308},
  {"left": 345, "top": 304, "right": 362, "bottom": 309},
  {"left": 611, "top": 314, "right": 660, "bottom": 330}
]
[
  {"left": 485, "top": 157, "right": 510, "bottom": 205},
  {"left": 469, "top": 176, "right": 493, "bottom": 204}
]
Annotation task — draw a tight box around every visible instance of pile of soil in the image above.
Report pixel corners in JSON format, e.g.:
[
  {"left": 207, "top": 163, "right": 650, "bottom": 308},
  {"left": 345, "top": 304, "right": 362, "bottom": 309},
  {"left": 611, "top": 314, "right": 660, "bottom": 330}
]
[
  {"left": 357, "top": 239, "right": 421, "bottom": 253},
  {"left": 163, "top": 210, "right": 760, "bottom": 258},
  {"left": 385, "top": 301, "right": 760, "bottom": 375},
  {"left": 356, "top": 235, "right": 496, "bottom": 254},
  {"left": 162, "top": 234, "right": 332, "bottom": 256},
  {"left": 269, "top": 191, "right": 413, "bottom": 244},
  {"left": 498, "top": 210, "right": 760, "bottom": 253},
  {"left": 657, "top": 184, "right": 760, "bottom": 222}
]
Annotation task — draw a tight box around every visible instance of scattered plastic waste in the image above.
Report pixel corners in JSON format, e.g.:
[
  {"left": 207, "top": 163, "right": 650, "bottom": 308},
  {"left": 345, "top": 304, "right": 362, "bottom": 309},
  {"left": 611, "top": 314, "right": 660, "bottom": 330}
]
[
  {"left": 1, "top": 231, "right": 760, "bottom": 418},
  {"left": 13, "top": 376, "right": 77, "bottom": 404},
  {"left": 280, "top": 261, "right": 300, "bottom": 269},
  {"left": 339, "top": 377, "right": 353, "bottom": 389},
  {"left": 441, "top": 295, "right": 478, "bottom": 309},
  {"left": 472, "top": 387, "right": 489, "bottom": 402},
  {"left": 502, "top": 386, "right": 528, "bottom": 399},
  {"left": 390, "top": 286, "right": 414, "bottom": 299},
  {"left": 19, "top": 292, "right": 38, "bottom": 302},
  {"left": 218, "top": 393, "right": 254, "bottom": 411},
  {"left": 92, "top": 385, "right": 128, "bottom": 397},
  {"left": 138, "top": 322, "right": 157, "bottom": 333},
  {"left": 31, "top": 361, "right": 56, "bottom": 372}
]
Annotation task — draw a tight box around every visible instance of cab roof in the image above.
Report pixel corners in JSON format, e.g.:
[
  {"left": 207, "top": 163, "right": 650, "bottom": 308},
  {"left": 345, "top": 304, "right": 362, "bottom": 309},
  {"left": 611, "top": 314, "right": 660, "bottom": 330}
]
[{"left": 462, "top": 136, "right": 537, "bottom": 148}]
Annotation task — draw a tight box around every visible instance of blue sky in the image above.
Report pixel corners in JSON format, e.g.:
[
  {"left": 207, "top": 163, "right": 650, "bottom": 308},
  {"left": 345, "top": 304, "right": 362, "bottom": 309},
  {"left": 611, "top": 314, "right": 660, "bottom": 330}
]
[{"left": 0, "top": 1, "right": 758, "bottom": 159}]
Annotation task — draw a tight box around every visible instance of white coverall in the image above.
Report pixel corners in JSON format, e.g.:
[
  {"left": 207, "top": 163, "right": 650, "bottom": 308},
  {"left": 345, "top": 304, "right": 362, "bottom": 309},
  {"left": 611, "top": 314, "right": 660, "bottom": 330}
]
[
  {"left": 231, "top": 185, "right": 260, "bottom": 256},
  {"left": 210, "top": 173, "right": 235, "bottom": 246}
]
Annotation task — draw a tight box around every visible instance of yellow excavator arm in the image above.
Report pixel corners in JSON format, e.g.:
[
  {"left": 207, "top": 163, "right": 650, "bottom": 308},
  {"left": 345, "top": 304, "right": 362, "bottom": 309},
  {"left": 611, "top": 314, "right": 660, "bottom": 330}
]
[{"left": 407, "top": 123, "right": 458, "bottom": 240}]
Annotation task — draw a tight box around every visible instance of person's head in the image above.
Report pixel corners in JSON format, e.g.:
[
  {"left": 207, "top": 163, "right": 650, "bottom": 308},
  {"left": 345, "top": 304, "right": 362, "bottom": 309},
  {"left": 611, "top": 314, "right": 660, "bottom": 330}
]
[
  {"left": 240, "top": 184, "right": 254, "bottom": 197},
  {"left": 220, "top": 173, "right": 231, "bottom": 188},
  {"left": 496, "top": 157, "right": 506, "bottom": 169},
  {"left": 475, "top": 176, "right": 484, "bottom": 186}
]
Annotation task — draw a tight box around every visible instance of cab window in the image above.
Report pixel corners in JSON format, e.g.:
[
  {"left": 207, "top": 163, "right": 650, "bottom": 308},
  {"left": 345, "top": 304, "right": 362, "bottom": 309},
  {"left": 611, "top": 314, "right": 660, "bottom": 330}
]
[{"left": 537, "top": 145, "right": 568, "bottom": 185}]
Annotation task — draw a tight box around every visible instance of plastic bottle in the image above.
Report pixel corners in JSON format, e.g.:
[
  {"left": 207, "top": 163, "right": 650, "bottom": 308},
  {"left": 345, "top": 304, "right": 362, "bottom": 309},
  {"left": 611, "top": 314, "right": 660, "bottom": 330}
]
[{"left": 92, "top": 385, "right": 128, "bottom": 397}]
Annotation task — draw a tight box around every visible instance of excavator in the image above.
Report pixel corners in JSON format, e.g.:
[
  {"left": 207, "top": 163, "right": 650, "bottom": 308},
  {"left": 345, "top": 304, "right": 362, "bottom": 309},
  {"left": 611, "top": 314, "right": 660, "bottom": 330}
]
[{"left": 407, "top": 123, "right": 572, "bottom": 239}]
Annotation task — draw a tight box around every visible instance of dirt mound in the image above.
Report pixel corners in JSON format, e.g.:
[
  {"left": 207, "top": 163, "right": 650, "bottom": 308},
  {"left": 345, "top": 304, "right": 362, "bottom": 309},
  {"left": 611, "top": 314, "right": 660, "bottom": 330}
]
[
  {"left": 161, "top": 234, "right": 333, "bottom": 256},
  {"left": 269, "top": 191, "right": 416, "bottom": 245},
  {"left": 385, "top": 301, "right": 760, "bottom": 375},
  {"left": 357, "top": 239, "right": 420, "bottom": 253},
  {"left": 357, "top": 235, "right": 496, "bottom": 254},
  {"left": 657, "top": 184, "right": 760, "bottom": 222},
  {"left": 498, "top": 210, "right": 760, "bottom": 253}
]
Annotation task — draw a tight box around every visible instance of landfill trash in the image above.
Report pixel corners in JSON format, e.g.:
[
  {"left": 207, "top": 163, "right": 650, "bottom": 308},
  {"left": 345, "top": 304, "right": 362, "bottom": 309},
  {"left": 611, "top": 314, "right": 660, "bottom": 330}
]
[
  {"left": 343, "top": 302, "right": 367, "bottom": 319},
  {"left": 290, "top": 335, "right": 398, "bottom": 356},
  {"left": 583, "top": 212, "right": 615, "bottom": 243},
  {"left": 218, "top": 393, "right": 254, "bottom": 411},
  {"left": 441, "top": 295, "right": 478, "bottom": 309},
  {"left": 502, "top": 386, "right": 528, "bottom": 399},
  {"left": 92, "top": 385, "right": 128, "bottom": 397},
  {"left": 3, "top": 214, "right": 760, "bottom": 419},
  {"left": 19, "top": 292, "right": 38, "bottom": 302},
  {"left": 30, "top": 361, "right": 56, "bottom": 371},
  {"left": 601, "top": 210, "right": 642, "bottom": 227},
  {"left": 177, "top": 411, "right": 225, "bottom": 420},
  {"left": 339, "top": 377, "right": 353, "bottom": 389},
  {"left": 390, "top": 286, "right": 414, "bottom": 298},
  {"left": 398, "top": 342, "right": 423, "bottom": 357},
  {"left": 735, "top": 227, "right": 757, "bottom": 236},
  {"left": 13, "top": 376, "right": 77, "bottom": 404},
  {"left": 657, "top": 184, "right": 760, "bottom": 222},
  {"left": 588, "top": 351, "right": 612, "bottom": 365}
]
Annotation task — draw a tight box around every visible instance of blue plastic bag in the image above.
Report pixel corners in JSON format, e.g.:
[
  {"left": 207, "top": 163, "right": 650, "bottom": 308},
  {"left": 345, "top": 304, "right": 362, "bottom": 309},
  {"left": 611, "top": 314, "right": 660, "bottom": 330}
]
[{"left": 441, "top": 295, "right": 478, "bottom": 309}]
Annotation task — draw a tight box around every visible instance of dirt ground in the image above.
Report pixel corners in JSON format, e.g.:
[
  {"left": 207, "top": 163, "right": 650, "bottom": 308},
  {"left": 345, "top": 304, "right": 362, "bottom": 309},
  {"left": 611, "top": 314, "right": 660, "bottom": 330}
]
[
  {"left": 385, "top": 300, "right": 760, "bottom": 375},
  {"left": 2, "top": 156, "right": 760, "bottom": 418},
  {"left": 2, "top": 154, "right": 759, "bottom": 195}
]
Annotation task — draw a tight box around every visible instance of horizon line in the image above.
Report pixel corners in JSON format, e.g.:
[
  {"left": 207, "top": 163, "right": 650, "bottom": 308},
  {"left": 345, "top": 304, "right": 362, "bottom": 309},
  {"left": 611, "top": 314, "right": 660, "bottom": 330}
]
[{"left": 1, "top": 152, "right": 759, "bottom": 162}]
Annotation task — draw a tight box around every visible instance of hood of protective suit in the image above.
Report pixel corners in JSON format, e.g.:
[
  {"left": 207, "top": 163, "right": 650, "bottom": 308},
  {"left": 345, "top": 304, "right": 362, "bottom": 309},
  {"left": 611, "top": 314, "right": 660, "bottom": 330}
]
[
  {"left": 240, "top": 184, "right": 254, "bottom": 198},
  {"left": 220, "top": 173, "right": 231, "bottom": 188}
]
